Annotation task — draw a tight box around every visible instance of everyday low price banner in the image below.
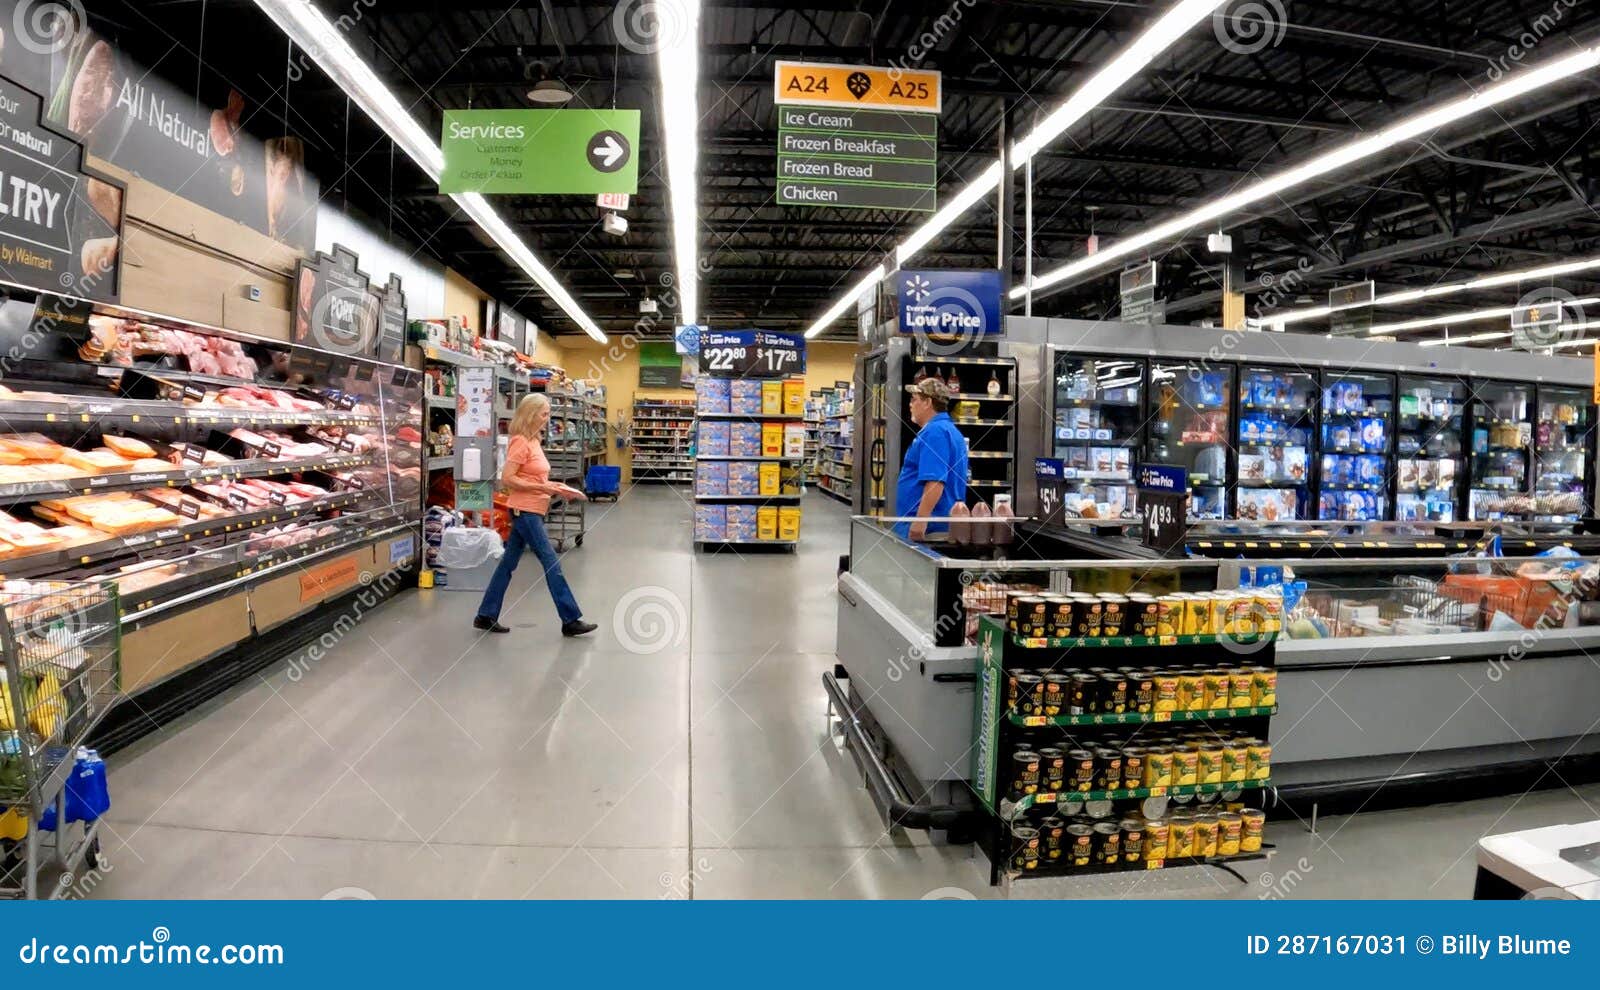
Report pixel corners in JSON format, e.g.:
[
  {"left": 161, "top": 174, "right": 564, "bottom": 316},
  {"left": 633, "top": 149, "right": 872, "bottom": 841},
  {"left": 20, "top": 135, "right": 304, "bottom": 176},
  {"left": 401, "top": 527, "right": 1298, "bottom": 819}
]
[{"left": 439, "top": 109, "right": 640, "bottom": 194}]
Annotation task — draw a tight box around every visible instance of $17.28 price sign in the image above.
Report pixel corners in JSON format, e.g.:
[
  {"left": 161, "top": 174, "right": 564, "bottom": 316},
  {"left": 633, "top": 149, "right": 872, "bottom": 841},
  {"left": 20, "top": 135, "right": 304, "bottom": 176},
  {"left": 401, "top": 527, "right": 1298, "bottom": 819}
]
[{"left": 698, "top": 330, "right": 806, "bottom": 378}]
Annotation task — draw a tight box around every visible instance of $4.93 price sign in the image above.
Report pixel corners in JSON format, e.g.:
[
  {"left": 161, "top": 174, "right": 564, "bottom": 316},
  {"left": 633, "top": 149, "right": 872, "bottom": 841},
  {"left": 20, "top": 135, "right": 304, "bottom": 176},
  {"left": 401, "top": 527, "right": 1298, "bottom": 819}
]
[
  {"left": 698, "top": 330, "right": 806, "bottom": 378},
  {"left": 1137, "top": 464, "right": 1188, "bottom": 555}
]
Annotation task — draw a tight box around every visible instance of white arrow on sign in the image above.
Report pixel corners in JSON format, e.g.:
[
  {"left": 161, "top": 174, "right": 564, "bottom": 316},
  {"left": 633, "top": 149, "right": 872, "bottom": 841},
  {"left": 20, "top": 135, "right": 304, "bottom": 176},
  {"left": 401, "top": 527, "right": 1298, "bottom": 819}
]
[{"left": 593, "top": 135, "right": 624, "bottom": 168}]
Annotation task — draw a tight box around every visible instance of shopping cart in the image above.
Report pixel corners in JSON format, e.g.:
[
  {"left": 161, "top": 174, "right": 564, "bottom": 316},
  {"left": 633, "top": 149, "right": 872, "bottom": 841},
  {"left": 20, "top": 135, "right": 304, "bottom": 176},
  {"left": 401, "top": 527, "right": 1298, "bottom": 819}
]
[{"left": 0, "top": 581, "right": 121, "bottom": 900}]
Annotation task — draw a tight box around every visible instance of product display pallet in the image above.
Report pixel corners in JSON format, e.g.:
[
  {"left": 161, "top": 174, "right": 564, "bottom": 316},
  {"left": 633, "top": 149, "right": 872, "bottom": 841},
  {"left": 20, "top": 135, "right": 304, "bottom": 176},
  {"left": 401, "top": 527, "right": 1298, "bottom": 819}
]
[
  {"left": 973, "top": 613, "right": 1278, "bottom": 887},
  {"left": 694, "top": 539, "right": 797, "bottom": 554}
]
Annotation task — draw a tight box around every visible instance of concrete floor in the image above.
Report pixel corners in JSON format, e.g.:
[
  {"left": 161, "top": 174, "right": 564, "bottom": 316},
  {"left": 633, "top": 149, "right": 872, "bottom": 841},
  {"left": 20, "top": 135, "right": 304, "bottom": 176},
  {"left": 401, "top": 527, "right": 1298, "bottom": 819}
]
[{"left": 87, "top": 486, "right": 1600, "bottom": 899}]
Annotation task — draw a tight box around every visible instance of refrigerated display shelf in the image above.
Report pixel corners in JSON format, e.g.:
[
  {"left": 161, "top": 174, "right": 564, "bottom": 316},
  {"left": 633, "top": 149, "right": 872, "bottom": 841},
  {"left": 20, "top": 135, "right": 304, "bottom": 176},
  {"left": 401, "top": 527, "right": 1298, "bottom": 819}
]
[
  {"left": 1008, "top": 778, "right": 1272, "bottom": 814},
  {"left": 0, "top": 452, "right": 376, "bottom": 505},
  {"left": 1008, "top": 705, "right": 1277, "bottom": 728}
]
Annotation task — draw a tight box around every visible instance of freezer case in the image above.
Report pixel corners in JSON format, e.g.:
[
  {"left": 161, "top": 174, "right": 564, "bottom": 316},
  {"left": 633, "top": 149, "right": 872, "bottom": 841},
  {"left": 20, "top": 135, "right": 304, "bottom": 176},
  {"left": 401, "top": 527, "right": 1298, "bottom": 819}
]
[
  {"left": 1235, "top": 365, "right": 1314, "bottom": 522},
  {"left": 1147, "top": 361, "right": 1232, "bottom": 520},
  {"left": 1318, "top": 371, "right": 1394, "bottom": 522},
  {"left": 1533, "top": 384, "right": 1591, "bottom": 521},
  {"left": 1468, "top": 380, "right": 1533, "bottom": 521},
  {"left": 1395, "top": 375, "right": 1466, "bottom": 522},
  {"left": 1049, "top": 355, "right": 1142, "bottom": 520}
]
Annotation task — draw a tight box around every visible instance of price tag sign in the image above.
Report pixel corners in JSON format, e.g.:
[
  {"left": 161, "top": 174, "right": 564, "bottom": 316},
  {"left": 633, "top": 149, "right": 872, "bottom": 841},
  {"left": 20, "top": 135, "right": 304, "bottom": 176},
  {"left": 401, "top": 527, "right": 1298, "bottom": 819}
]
[
  {"left": 1034, "top": 458, "right": 1067, "bottom": 527},
  {"left": 1137, "top": 464, "right": 1187, "bottom": 555},
  {"left": 698, "top": 330, "right": 806, "bottom": 378}
]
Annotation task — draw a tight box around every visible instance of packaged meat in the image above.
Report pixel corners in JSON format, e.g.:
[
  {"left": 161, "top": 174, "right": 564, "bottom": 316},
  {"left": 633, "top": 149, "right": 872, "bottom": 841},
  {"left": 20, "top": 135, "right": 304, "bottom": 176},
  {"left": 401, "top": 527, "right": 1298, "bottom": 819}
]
[
  {"left": 0, "top": 434, "right": 65, "bottom": 461},
  {"left": 101, "top": 435, "right": 159, "bottom": 459},
  {"left": 59, "top": 449, "right": 134, "bottom": 474},
  {"left": 396, "top": 426, "right": 422, "bottom": 444}
]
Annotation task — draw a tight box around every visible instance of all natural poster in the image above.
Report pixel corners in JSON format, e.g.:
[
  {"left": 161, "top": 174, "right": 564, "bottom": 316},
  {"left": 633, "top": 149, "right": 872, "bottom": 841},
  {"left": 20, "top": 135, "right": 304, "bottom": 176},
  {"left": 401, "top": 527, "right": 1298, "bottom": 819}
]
[{"left": 0, "top": 0, "right": 319, "bottom": 253}]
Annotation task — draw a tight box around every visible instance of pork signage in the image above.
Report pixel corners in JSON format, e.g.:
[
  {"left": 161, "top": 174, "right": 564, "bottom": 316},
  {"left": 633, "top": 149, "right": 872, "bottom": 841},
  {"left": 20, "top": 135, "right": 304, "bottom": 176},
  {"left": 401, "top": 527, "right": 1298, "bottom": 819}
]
[
  {"left": 292, "top": 245, "right": 374, "bottom": 356},
  {"left": 0, "top": 73, "right": 124, "bottom": 303}
]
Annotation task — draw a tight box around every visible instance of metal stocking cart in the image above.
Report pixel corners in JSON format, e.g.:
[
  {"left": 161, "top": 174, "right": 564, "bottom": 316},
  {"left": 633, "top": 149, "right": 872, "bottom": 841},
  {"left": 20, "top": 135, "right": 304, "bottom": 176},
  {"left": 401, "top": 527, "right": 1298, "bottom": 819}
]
[
  {"left": 0, "top": 581, "right": 121, "bottom": 900},
  {"left": 545, "top": 448, "right": 587, "bottom": 551}
]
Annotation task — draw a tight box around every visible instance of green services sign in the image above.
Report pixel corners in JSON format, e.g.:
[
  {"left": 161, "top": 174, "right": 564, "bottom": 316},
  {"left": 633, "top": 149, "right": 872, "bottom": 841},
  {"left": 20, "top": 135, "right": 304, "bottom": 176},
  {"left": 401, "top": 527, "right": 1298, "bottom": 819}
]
[{"left": 439, "top": 109, "right": 640, "bottom": 194}]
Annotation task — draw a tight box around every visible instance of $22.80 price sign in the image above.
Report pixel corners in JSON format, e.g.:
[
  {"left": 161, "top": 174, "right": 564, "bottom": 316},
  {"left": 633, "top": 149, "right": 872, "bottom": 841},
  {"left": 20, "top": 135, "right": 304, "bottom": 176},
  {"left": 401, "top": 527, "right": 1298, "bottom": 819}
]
[{"left": 698, "top": 330, "right": 806, "bottom": 378}]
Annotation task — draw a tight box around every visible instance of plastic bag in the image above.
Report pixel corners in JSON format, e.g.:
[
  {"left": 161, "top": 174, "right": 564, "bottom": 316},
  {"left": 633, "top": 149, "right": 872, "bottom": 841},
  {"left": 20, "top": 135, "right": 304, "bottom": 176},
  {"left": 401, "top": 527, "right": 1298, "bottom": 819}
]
[{"left": 435, "top": 527, "right": 506, "bottom": 569}]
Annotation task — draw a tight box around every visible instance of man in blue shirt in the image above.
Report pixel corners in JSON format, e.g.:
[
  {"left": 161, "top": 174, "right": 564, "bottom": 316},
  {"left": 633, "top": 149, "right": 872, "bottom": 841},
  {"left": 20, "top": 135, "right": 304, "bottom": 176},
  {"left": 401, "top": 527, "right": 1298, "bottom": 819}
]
[{"left": 895, "top": 378, "right": 969, "bottom": 540}]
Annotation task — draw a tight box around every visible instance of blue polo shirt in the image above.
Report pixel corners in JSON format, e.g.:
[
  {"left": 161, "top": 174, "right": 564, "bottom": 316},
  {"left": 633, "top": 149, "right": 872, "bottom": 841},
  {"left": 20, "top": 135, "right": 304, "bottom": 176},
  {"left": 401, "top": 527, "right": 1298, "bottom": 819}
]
[{"left": 895, "top": 412, "right": 968, "bottom": 538}]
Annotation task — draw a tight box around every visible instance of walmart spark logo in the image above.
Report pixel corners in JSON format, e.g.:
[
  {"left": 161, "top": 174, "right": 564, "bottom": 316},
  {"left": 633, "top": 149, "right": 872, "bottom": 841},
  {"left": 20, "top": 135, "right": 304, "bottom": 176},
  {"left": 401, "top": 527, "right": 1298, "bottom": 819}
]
[{"left": 905, "top": 274, "right": 931, "bottom": 302}]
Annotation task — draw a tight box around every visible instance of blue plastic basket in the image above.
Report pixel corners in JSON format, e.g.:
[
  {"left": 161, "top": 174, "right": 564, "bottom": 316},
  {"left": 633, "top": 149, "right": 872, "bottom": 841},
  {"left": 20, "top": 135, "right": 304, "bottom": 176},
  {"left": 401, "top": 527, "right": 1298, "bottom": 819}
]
[{"left": 586, "top": 465, "right": 621, "bottom": 497}]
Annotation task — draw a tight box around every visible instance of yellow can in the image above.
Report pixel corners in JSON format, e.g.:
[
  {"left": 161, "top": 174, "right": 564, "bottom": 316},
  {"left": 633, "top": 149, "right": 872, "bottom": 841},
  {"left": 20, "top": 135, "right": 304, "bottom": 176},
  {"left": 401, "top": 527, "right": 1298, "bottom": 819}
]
[
  {"left": 1217, "top": 812, "right": 1243, "bottom": 856},
  {"left": 1177, "top": 672, "right": 1205, "bottom": 711},
  {"left": 1209, "top": 594, "right": 1231, "bottom": 636},
  {"left": 1201, "top": 669, "right": 1229, "bottom": 709},
  {"left": 1248, "top": 741, "right": 1273, "bottom": 780},
  {"left": 1186, "top": 595, "right": 1213, "bottom": 637},
  {"left": 1128, "top": 594, "right": 1160, "bottom": 636},
  {"left": 1256, "top": 590, "right": 1283, "bottom": 634},
  {"left": 1232, "top": 592, "right": 1258, "bottom": 638},
  {"left": 1251, "top": 667, "right": 1278, "bottom": 707},
  {"left": 1228, "top": 669, "right": 1255, "bottom": 708},
  {"left": 1222, "top": 740, "right": 1249, "bottom": 783},
  {"left": 1193, "top": 814, "right": 1219, "bottom": 858},
  {"left": 1240, "top": 809, "right": 1266, "bottom": 852},
  {"left": 1173, "top": 745, "right": 1200, "bottom": 786},
  {"left": 1167, "top": 814, "right": 1196, "bottom": 858},
  {"left": 1167, "top": 593, "right": 1193, "bottom": 635},
  {"left": 1155, "top": 596, "right": 1180, "bottom": 637},
  {"left": 1144, "top": 819, "right": 1170, "bottom": 863},
  {"left": 1197, "top": 743, "right": 1224, "bottom": 785},
  {"left": 1143, "top": 745, "right": 1174, "bottom": 788},
  {"left": 1153, "top": 671, "right": 1180, "bottom": 712}
]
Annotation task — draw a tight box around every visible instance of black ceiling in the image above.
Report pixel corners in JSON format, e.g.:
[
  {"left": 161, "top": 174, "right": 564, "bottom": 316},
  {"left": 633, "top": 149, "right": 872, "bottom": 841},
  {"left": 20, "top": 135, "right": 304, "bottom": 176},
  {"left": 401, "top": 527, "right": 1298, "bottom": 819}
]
[{"left": 94, "top": 1, "right": 1600, "bottom": 341}]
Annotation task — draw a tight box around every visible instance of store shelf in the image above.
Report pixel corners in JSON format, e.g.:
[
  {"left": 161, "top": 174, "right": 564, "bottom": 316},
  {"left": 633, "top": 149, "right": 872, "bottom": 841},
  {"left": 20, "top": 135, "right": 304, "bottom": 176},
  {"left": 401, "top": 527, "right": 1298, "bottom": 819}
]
[
  {"left": 695, "top": 455, "right": 806, "bottom": 462},
  {"left": 1010, "top": 778, "right": 1272, "bottom": 814},
  {"left": 427, "top": 456, "right": 454, "bottom": 470},
  {"left": 0, "top": 394, "right": 385, "bottom": 430},
  {"left": 952, "top": 393, "right": 1016, "bottom": 401},
  {"left": 968, "top": 450, "right": 1012, "bottom": 459},
  {"left": 1008, "top": 849, "right": 1271, "bottom": 879},
  {"left": 1057, "top": 397, "right": 1139, "bottom": 408},
  {"left": 422, "top": 346, "right": 494, "bottom": 368},
  {"left": 1007, "top": 630, "right": 1278, "bottom": 649},
  {"left": 917, "top": 355, "right": 1012, "bottom": 367},
  {"left": 0, "top": 452, "right": 377, "bottom": 505},
  {"left": 695, "top": 412, "right": 807, "bottom": 421},
  {"left": 425, "top": 394, "right": 457, "bottom": 409},
  {"left": 952, "top": 418, "right": 1014, "bottom": 428},
  {"left": 693, "top": 493, "right": 803, "bottom": 502},
  {"left": 815, "top": 481, "right": 852, "bottom": 504},
  {"left": 1238, "top": 480, "right": 1306, "bottom": 489},
  {"left": 1009, "top": 705, "right": 1277, "bottom": 728}
]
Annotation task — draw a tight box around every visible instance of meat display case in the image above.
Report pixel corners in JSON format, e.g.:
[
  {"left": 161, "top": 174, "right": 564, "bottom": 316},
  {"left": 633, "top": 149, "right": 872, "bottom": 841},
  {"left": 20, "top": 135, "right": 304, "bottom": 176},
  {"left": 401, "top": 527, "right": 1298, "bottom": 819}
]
[{"left": 0, "top": 293, "right": 422, "bottom": 693}]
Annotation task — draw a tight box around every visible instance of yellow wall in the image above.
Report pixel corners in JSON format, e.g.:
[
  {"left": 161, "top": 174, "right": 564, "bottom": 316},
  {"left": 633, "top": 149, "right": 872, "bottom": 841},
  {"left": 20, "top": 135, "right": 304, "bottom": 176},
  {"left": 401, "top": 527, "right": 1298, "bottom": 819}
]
[
  {"left": 556, "top": 338, "right": 860, "bottom": 485},
  {"left": 443, "top": 269, "right": 487, "bottom": 328}
]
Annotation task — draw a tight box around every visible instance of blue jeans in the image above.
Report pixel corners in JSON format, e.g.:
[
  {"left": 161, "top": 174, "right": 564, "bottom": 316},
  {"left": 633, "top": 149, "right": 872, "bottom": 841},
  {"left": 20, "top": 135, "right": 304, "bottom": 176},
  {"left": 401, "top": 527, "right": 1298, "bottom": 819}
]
[{"left": 475, "top": 510, "right": 583, "bottom": 624}]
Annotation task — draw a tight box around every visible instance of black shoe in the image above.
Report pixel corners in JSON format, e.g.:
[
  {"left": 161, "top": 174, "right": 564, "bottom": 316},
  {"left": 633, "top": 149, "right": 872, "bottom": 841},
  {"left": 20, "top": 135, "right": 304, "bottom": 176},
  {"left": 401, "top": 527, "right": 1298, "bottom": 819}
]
[
  {"left": 562, "top": 620, "right": 598, "bottom": 637},
  {"left": 473, "top": 616, "right": 510, "bottom": 633}
]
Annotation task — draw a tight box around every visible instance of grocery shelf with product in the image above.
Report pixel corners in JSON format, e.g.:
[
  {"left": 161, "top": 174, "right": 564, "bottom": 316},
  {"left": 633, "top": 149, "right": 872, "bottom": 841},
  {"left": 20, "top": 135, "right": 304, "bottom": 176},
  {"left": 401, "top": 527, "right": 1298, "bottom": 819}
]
[
  {"left": 816, "top": 384, "right": 854, "bottom": 505},
  {"left": 692, "top": 332, "right": 808, "bottom": 552},
  {"left": 630, "top": 399, "right": 695, "bottom": 484}
]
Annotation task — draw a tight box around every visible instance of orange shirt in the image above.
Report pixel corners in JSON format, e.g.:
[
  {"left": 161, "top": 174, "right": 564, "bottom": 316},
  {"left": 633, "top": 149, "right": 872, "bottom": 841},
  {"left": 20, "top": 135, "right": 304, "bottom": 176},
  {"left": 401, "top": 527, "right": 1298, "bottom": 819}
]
[{"left": 502, "top": 434, "right": 568, "bottom": 514}]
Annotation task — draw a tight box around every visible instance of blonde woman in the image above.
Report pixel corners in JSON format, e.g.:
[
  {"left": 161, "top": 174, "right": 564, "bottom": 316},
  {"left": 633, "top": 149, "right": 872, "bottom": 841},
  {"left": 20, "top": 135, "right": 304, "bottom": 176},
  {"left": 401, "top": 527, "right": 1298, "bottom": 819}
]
[{"left": 474, "top": 393, "right": 596, "bottom": 636}]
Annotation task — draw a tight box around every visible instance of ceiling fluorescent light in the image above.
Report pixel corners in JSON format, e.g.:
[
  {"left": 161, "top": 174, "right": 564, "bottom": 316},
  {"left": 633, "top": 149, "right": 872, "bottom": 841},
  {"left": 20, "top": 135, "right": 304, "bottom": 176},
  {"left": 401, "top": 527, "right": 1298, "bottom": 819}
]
[
  {"left": 1020, "top": 44, "right": 1600, "bottom": 301},
  {"left": 253, "top": 0, "right": 606, "bottom": 342},
  {"left": 1258, "top": 256, "right": 1600, "bottom": 328},
  {"left": 806, "top": 265, "right": 886, "bottom": 338},
  {"left": 1418, "top": 331, "right": 1513, "bottom": 347},
  {"left": 1364, "top": 297, "right": 1600, "bottom": 336},
  {"left": 801, "top": 0, "right": 1216, "bottom": 336},
  {"left": 657, "top": 1, "right": 702, "bottom": 326},
  {"left": 1010, "top": 0, "right": 1224, "bottom": 167}
]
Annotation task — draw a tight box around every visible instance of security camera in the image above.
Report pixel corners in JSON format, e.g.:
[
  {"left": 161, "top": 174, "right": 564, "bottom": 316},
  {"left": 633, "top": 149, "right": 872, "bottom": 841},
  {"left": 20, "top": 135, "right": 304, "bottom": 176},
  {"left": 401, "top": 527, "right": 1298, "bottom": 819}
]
[
  {"left": 1207, "top": 232, "right": 1233, "bottom": 254},
  {"left": 602, "top": 212, "right": 628, "bottom": 236}
]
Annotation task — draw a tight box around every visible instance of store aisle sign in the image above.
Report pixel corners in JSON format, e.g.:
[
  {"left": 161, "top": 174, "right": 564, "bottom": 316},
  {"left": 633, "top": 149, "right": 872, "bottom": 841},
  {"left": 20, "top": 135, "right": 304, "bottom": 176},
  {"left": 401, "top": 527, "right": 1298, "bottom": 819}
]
[
  {"left": 1120, "top": 262, "right": 1158, "bottom": 325},
  {"left": 439, "top": 109, "right": 640, "bottom": 194},
  {"left": 776, "top": 106, "right": 937, "bottom": 212},
  {"left": 0, "top": 74, "right": 125, "bottom": 303},
  {"left": 897, "top": 269, "right": 1003, "bottom": 338},
  {"left": 699, "top": 330, "right": 806, "bottom": 378},
  {"left": 774, "top": 61, "right": 941, "bottom": 113},
  {"left": 1328, "top": 280, "right": 1375, "bottom": 335}
]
